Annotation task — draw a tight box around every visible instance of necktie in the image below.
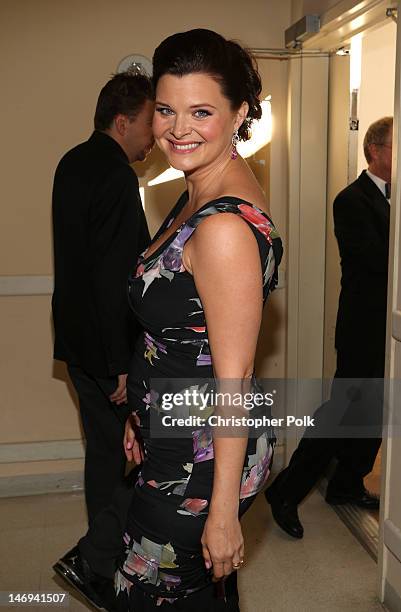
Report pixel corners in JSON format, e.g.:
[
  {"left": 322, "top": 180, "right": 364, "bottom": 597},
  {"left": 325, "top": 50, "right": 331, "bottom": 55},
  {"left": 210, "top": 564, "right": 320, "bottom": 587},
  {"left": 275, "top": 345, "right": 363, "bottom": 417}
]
[{"left": 385, "top": 183, "right": 391, "bottom": 199}]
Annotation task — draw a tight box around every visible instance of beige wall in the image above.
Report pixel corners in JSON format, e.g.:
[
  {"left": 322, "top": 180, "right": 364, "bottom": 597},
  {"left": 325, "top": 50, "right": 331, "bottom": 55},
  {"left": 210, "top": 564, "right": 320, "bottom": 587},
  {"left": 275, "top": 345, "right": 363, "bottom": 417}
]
[
  {"left": 0, "top": 0, "right": 291, "bottom": 482},
  {"left": 291, "top": 0, "right": 344, "bottom": 21},
  {"left": 323, "top": 55, "right": 349, "bottom": 382},
  {"left": 301, "top": 0, "right": 342, "bottom": 14},
  {"left": 0, "top": 0, "right": 290, "bottom": 275}
]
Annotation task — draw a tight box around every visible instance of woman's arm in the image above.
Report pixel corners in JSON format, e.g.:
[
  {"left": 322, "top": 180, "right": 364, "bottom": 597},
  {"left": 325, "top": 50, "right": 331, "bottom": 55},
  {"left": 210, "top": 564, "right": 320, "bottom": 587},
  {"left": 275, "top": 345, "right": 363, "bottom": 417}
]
[{"left": 185, "top": 212, "right": 263, "bottom": 579}]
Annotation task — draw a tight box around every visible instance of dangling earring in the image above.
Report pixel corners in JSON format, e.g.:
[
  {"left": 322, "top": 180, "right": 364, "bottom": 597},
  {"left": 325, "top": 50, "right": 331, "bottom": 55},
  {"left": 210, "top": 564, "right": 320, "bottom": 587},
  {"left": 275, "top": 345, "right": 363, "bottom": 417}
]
[{"left": 231, "top": 129, "right": 239, "bottom": 160}]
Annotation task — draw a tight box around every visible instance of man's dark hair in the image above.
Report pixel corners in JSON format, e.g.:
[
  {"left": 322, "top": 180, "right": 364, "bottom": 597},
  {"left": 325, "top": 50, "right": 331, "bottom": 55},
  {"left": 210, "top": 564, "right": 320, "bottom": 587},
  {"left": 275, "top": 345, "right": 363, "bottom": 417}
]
[{"left": 94, "top": 72, "right": 154, "bottom": 131}]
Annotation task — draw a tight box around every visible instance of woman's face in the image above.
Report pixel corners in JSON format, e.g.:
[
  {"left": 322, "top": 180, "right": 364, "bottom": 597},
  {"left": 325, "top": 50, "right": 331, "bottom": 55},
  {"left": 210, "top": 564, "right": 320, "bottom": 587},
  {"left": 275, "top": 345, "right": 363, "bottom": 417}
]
[{"left": 153, "top": 73, "right": 242, "bottom": 173}]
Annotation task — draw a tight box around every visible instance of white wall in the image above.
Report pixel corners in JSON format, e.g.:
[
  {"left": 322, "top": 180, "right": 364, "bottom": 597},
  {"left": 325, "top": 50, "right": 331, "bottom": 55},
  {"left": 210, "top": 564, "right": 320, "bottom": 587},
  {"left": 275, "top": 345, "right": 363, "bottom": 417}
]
[
  {"left": 323, "top": 22, "right": 396, "bottom": 380},
  {"left": 358, "top": 21, "right": 397, "bottom": 173}
]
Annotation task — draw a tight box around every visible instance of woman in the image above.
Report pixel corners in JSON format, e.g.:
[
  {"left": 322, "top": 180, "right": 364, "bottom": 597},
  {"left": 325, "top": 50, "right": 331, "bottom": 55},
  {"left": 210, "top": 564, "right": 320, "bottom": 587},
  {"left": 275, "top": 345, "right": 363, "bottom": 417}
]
[{"left": 117, "top": 29, "right": 283, "bottom": 611}]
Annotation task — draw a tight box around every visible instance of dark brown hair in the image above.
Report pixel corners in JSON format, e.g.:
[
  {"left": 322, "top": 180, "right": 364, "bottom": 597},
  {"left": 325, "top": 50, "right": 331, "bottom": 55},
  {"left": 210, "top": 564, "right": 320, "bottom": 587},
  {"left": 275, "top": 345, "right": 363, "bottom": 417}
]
[
  {"left": 152, "top": 29, "right": 262, "bottom": 141},
  {"left": 94, "top": 72, "right": 154, "bottom": 131}
]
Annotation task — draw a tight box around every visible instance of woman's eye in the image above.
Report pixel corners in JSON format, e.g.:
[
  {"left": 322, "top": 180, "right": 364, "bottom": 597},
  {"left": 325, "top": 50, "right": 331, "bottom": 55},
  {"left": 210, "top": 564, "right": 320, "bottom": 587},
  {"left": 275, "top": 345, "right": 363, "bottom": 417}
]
[
  {"left": 194, "top": 109, "right": 211, "bottom": 118},
  {"left": 155, "top": 107, "right": 174, "bottom": 116}
]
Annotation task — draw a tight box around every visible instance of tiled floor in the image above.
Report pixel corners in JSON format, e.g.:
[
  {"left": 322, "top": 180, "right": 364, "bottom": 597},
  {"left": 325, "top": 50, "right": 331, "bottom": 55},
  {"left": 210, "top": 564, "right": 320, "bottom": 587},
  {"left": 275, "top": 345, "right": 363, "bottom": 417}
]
[{"left": 0, "top": 489, "right": 385, "bottom": 611}]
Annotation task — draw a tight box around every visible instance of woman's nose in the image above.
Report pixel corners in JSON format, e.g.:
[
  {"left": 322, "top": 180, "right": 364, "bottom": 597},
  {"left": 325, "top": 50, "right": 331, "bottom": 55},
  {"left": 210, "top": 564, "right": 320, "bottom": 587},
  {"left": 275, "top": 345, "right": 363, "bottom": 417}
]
[{"left": 171, "top": 115, "right": 191, "bottom": 139}]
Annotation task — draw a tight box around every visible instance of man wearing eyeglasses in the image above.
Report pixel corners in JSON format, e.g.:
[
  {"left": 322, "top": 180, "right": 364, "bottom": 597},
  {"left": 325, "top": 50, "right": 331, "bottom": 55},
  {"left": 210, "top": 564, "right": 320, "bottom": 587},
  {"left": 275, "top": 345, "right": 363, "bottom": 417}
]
[{"left": 265, "top": 116, "right": 392, "bottom": 539}]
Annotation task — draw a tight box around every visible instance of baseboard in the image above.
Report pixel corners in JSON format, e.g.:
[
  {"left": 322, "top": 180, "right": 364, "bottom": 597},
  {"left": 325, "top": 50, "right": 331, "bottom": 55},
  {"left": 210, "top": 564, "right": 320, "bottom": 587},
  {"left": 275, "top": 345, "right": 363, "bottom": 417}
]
[
  {"left": 0, "top": 439, "right": 85, "bottom": 497},
  {"left": 0, "top": 440, "right": 85, "bottom": 464},
  {"left": 384, "top": 519, "right": 401, "bottom": 565},
  {"left": 0, "top": 471, "right": 84, "bottom": 498},
  {"left": 0, "top": 275, "right": 53, "bottom": 296},
  {"left": 0, "top": 442, "right": 284, "bottom": 498},
  {"left": 384, "top": 579, "right": 401, "bottom": 612}
]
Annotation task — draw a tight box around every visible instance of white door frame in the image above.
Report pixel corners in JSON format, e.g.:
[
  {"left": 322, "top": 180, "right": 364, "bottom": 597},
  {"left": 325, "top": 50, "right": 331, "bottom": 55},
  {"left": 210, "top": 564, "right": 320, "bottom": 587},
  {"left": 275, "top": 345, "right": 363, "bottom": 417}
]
[
  {"left": 286, "top": 53, "right": 329, "bottom": 460},
  {"left": 378, "top": 1, "right": 401, "bottom": 607}
]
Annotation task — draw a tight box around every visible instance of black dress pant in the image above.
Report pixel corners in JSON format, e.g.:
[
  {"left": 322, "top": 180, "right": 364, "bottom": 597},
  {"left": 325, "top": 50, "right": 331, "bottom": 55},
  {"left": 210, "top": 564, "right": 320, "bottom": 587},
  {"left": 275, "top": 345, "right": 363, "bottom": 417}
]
[
  {"left": 78, "top": 469, "right": 138, "bottom": 578},
  {"left": 68, "top": 365, "right": 130, "bottom": 524},
  {"left": 276, "top": 344, "right": 383, "bottom": 505}
]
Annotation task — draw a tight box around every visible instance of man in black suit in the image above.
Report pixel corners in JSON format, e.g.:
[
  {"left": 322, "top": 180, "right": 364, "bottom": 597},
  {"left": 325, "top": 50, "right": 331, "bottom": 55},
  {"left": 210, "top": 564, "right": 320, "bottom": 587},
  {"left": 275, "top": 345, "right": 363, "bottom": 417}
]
[
  {"left": 265, "top": 116, "right": 392, "bottom": 539},
  {"left": 52, "top": 72, "right": 154, "bottom": 524}
]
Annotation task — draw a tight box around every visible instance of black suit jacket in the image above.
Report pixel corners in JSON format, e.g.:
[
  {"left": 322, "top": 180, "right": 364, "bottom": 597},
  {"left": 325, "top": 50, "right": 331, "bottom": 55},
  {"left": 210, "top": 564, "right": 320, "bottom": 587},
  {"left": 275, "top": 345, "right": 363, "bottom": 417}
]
[
  {"left": 334, "top": 170, "right": 389, "bottom": 363},
  {"left": 52, "top": 131, "right": 150, "bottom": 377}
]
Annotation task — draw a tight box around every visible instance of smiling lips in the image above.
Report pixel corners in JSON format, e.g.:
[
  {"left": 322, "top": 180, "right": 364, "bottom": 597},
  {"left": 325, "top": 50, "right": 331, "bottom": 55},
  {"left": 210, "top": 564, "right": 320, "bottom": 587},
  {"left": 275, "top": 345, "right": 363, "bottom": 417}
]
[{"left": 168, "top": 140, "right": 202, "bottom": 154}]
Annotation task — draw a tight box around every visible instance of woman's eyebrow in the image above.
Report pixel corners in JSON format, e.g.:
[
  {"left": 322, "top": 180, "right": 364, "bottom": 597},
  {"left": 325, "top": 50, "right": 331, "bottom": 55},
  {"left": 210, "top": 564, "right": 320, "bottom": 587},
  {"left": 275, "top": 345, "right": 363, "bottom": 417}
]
[
  {"left": 155, "top": 101, "right": 217, "bottom": 110},
  {"left": 190, "top": 103, "right": 217, "bottom": 109}
]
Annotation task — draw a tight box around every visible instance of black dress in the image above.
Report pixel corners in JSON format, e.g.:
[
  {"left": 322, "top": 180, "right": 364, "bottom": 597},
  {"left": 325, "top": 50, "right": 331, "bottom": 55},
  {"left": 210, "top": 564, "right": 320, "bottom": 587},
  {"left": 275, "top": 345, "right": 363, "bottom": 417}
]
[{"left": 115, "top": 195, "right": 283, "bottom": 610}]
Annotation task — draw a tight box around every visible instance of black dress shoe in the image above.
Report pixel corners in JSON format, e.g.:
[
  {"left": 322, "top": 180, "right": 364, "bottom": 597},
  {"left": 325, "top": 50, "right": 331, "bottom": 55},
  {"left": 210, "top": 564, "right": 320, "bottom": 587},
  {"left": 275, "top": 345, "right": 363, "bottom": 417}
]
[
  {"left": 264, "top": 486, "right": 304, "bottom": 539},
  {"left": 325, "top": 488, "right": 380, "bottom": 509},
  {"left": 53, "top": 546, "right": 117, "bottom": 611}
]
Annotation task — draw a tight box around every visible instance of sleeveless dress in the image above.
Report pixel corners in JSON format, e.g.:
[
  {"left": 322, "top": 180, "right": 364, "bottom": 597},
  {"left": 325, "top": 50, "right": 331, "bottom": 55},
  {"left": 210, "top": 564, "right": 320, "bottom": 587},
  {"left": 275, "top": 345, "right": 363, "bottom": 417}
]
[{"left": 115, "top": 194, "right": 283, "bottom": 610}]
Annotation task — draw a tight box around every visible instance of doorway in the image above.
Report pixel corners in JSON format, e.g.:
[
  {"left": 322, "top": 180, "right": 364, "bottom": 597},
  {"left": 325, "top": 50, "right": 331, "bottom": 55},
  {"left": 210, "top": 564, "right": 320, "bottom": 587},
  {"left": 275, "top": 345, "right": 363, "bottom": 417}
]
[
  {"left": 323, "top": 16, "right": 396, "bottom": 558},
  {"left": 286, "top": 0, "right": 401, "bottom": 607}
]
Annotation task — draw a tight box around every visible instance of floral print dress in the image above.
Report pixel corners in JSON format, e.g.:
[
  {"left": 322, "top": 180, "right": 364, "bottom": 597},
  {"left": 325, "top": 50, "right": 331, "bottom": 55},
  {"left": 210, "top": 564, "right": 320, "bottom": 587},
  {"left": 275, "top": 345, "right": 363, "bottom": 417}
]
[{"left": 115, "top": 194, "right": 283, "bottom": 610}]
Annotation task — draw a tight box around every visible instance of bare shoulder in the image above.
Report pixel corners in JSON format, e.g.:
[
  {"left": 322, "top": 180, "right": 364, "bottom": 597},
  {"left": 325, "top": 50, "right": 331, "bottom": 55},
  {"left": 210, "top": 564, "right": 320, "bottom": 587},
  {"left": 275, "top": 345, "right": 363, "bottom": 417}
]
[
  {"left": 195, "top": 212, "right": 255, "bottom": 243},
  {"left": 187, "top": 213, "right": 259, "bottom": 273}
]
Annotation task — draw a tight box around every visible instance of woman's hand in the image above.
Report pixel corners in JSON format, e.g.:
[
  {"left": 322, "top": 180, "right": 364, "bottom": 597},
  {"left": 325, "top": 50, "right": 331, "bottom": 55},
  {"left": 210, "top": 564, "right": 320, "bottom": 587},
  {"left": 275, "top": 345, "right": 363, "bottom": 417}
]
[
  {"left": 124, "top": 413, "right": 144, "bottom": 464},
  {"left": 201, "top": 512, "right": 244, "bottom": 579}
]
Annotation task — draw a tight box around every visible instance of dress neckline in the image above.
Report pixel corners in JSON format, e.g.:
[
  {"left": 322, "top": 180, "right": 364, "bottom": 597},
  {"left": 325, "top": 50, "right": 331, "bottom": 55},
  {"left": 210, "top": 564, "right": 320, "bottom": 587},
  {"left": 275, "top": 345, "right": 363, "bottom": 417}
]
[{"left": 141, "top": 194, "right": 273, "bottom": 265}]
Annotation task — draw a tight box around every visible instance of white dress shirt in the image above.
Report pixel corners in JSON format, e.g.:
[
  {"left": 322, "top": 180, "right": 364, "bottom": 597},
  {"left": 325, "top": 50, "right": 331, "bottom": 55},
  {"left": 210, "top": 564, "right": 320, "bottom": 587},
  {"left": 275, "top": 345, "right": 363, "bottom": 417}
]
[{"left": 366, "top": 169, "right": 390, "bottom": 202}]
